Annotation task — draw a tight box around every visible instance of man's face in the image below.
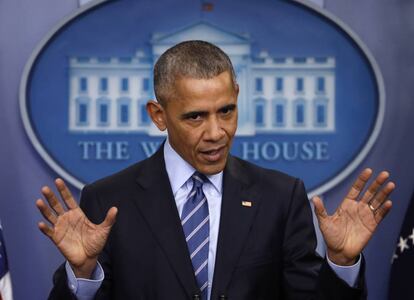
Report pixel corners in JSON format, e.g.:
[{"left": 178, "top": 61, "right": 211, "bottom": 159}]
[{"left": 154, "top": 71, "right": 238, "bottom": 175}]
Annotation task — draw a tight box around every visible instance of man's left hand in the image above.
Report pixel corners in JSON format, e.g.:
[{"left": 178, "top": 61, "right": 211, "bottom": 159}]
[{"left": 313, "top": 168, "right": 394, "bottom": 266}]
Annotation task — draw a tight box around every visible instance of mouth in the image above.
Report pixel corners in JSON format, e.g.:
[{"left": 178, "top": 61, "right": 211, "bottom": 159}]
[{"left": 199, "top": 146, "right": 226, "bottom": 163}]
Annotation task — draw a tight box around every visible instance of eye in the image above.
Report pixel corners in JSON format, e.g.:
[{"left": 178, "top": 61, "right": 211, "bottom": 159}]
[
  {"left": 220, "top": 105, "right": 235, "bottom": 115},
  {"left": 185, "top": 112, "right": 203, "bottom": 121},
  {"left": 190, "top": 114, "right": 201, "bottom": 120},
  {"left": 221, "top": 108, "right": 230, "bottom": 114}
]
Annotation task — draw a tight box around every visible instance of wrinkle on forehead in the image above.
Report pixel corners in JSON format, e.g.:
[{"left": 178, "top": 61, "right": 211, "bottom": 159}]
[{"left": 175, "top": 72, "right": 236, "bottom": 100}]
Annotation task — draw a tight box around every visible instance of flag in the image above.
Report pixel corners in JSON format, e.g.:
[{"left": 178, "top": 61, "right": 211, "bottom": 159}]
[
  {"left": 0, "top": 222, "right": 13, "bottom": 300},
  {"left": 389, "top": 189, "right": 414, "bottom": 298}
]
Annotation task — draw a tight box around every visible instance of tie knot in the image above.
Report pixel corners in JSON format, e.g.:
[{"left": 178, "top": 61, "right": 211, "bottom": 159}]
[{"left": 192, "top": 172, "right": 207, "bottom": 189}]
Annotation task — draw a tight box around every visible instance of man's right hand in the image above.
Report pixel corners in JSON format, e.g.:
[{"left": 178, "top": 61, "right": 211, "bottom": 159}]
[{"left": 36, "top": 178, "right": 117, "bottom": 279}]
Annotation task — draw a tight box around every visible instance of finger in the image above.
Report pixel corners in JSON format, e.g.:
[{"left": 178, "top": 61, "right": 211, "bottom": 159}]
[
  {"left": 55, "top": 178, "right": 78, "bottom": 210},
  {"left": 38, "top": 221, "right": 54, "bottom": 239},
  {"left": 312, "top": 196, "right": 328, "bottom": 220},
  {"left": 36, "top": 199, "right": 58, "bottom": 225},
  {"left": 41, "top": 186, "right": 65, "bottom": 215},
  {"left": 369, "top": 181, "right": 396, "bottom": 209},
  {"left": 346, "top": 168, "right": 373, "bottom": 200},
  {"left": 360, "top": 171, "right": 390, "bottom": 204},
  {"left": 100, "top": 207, "right": 118, "bottom": 229},
  {"left": 374, "top": 199, "right": 392, "bottom": 223}
]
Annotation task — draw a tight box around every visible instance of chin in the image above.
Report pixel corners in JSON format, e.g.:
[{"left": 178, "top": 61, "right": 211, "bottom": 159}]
[{"left": 198, "top": 161, "right": 227, "bottom": 175}]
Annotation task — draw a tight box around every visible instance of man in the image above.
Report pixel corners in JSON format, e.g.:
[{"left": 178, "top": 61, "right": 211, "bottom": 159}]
[{"left": 36, "top": 41, "right": 394, "bottom": 299}]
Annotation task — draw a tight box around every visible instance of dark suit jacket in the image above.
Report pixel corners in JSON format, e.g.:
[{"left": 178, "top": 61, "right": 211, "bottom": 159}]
[{"left": 49, "top": 146, "right": 366, "bottom": 300}]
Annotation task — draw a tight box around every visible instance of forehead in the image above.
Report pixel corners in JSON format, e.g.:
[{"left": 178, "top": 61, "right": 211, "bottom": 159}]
[{"left": 169, "top": 71, "right": 236, "bottom": 104}]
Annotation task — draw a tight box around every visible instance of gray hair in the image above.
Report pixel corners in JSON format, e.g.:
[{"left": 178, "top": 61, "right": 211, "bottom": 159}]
[{"left": 153, "top": 40, "right": 237, "bottom": 106}]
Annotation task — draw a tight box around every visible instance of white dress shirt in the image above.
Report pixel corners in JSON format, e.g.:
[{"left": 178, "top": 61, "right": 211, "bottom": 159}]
[{"left": 163, "top": 138, "right": 223, "bottom": 300}]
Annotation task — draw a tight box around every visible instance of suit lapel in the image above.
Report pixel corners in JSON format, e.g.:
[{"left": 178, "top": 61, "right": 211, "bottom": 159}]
[
  {"left": 133, "top": 147, "right": 199, "bottom": 298},
  {"left": 211, "top": 156, "right": 262, "bottom": 298}
]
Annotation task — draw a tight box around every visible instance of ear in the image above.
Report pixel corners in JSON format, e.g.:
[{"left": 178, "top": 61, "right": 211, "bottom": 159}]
[{"left": 146, "top": 100, "right": 167, "bottom": 131}]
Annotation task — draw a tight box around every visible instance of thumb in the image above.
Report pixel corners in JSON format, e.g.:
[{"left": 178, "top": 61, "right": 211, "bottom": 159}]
[
  {"left": 312, "top": 196, "right": 328, "bottom": 221},
  {"left": 101, "top": 206, "right": 118, "bottom": 228}
]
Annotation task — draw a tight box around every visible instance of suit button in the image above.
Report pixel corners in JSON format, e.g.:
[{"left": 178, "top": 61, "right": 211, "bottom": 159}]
[
  {"left": 219, "top": 295, "right": 228, "bottom": 300},
  {"left": 192, "top": 294, "right": 201, "bottom": 300}
]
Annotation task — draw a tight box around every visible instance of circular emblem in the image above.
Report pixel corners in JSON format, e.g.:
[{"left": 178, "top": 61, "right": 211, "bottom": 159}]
[{"left": 20, "top": 0, "right": 385, "bottom": 195}]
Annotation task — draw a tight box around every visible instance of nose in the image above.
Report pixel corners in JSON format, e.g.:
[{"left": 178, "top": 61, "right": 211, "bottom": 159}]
[{"left": 205, "top": 116, "right": 225, "bottom": 142}]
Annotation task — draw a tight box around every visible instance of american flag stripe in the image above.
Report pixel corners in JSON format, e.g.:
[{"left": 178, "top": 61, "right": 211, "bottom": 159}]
[{"left": 0, "top": 221, "right": 13, "bottom": 300}]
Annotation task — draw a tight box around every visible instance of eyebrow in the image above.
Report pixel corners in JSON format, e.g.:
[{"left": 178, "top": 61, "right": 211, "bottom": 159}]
[
  {"left": 180, "top": 104, "right": 237, "bottom": 120},
  {"left": 181, "top": 110, "right": 208, "bottom": 119},
  {"left": 219, "top": 104, "right": 237, "bottom": 112}
]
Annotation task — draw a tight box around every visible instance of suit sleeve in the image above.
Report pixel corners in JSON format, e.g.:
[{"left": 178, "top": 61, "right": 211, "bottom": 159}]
[
  {"left": 282, "top": 178, "right": 366, "bottom": 300},
  {"left": 48, "top": 184, "right": 113, "bottom": 300}
]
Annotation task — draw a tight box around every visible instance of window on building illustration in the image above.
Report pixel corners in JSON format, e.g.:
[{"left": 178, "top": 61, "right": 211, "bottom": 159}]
[
  {"left": 97, "top": 97, "right": 110, "bottom": 126},
  {"left": 100, "top": 104, "right": 108, "bottom": 123},
  {"left": 255, "top": 98, "right": 266, "bottom": 127},
  {"left": 120, "top": 105, "right": 129, "bottom": 124},
  {"left": 296, "top": 105, "right": 304, "bottom": 125},
  {"left": 79, "top": 77, "right": 88, "bottom": 93},
  {"left": 276, "top": 105, "right": 284, "bottom": 124},
  {"left": 296, "top": 78, "right": 304, "bottom": 92},
  {"left": 273, "top": 99, "right": 286, "bottom": 127},
  {"left": 314, "top": 98, "right": 328, "bottom": 127},
  {"left": 100, "top": 78, "right": 108, "bottom": 92},
  {"left": 139, "top": 100, "right": 150, "bottom": 125},
  {"left": 76, "top": 97, "right": 90, "bottom": 126},
  {"left": 316, "top": 105, "right": 325, "bottom": 125},
  {"left": 316, "top": 77, "right": 325, "bottom": 93},
  {"left": 275, "top": 77, "right": 283, "bottom": 92},
  {"left": 119, "top": 57, "right": 132, "bottom": 63},
  {"left": 142, "top": 78, "right": 150, "bottom": 92},
  {"left": 79, "top": 104, "right": 88, "bottom": 124},
  {"left": 315, "top": 57, "right": 328, "bottom": 63},
  {"left": 77, "top": 57, "right": 89, "bottom": 63},
  {"left": 117, "top": 97, "right": 131, "bottom": 126},
  {"left": 294, "top": 57, "right": 307, "bottom": 63},
  {"left": 294, "top": 99, "right": 306, "bottom": 126},
  {"left": 121, "top": 78, "right": 129, "bottom": 92},
  {"left": 255, "top": 78, "right": 263, "bottom": 93},
  {"left": 98, "top": 57, "right": 111, "bottom": 63}
]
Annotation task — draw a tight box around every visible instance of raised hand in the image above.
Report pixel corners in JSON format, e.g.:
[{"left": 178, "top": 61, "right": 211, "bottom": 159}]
[
  {"left": 312, "top": 169, "right": 394, "bottom": 266},
  {"left": 36, "top": 178, "right": 117, "bottom": 278}
]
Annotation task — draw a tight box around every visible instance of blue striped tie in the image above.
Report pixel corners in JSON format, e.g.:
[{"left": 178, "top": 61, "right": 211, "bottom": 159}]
[{"left": 181, "top": 172, "right": 209, "bottom": 299}]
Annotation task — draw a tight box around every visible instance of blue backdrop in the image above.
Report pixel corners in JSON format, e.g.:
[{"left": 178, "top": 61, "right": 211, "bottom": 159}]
[{"left": 0, "top": 0, "right": 413, "bottom": 299}]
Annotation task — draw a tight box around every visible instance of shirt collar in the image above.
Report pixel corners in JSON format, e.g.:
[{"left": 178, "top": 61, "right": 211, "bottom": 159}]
[{"left": 163, "top": 138, "right": 223, "bottom": 195}]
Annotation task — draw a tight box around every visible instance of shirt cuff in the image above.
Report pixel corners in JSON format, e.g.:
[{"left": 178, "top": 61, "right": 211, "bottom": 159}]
[
  {"left": 65, "top": 261, "right": 104, "bottom": 299},
  {"left": 326, "top": 254, "right": 361, "bottom": 287}
]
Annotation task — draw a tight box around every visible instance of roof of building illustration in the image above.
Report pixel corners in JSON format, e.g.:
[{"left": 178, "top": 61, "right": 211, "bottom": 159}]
[{"left": 150, "top": 21, "right": 251, "bottom": 45}]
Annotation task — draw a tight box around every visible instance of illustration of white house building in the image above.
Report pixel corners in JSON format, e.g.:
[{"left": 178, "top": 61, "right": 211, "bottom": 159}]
[{"left": 68, "top": 21, "right": 335, "bottom": 136}]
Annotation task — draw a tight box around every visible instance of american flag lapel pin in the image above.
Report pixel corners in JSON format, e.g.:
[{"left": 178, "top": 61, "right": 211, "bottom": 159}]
[{"left": 242, "top": 201, "right": 252, "bottom": 207}]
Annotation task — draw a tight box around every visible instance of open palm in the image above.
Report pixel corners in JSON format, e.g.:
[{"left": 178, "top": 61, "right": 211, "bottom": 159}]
[
  {"left": 36, "top": 179, "right": 117, "bottom": 277},
  {"left": 313, "top": 169, "right": 394, "bottom": 265}
]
